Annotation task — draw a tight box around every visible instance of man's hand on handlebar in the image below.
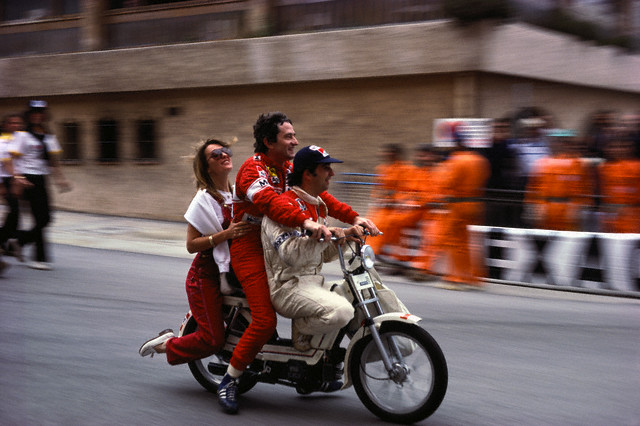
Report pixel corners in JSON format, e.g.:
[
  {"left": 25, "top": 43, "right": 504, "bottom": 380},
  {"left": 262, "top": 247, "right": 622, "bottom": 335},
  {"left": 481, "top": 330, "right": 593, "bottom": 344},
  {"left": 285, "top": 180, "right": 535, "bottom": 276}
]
[
  {"left": 303, "top": 219, "right": 332, "bottom": 241},
  {"left": 352, "top": 216, "right": 381, "bottom": 236}
]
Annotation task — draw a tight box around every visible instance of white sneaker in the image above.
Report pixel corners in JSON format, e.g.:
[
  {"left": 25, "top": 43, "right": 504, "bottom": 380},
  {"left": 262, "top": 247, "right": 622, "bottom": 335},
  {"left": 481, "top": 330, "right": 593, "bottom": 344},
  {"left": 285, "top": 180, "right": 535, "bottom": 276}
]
[
  {"left": 28, "top": 261, "right": 52, "bottom": 271},
  {"left": 139, "top": 329, "right": 174, "bottom": 357}
]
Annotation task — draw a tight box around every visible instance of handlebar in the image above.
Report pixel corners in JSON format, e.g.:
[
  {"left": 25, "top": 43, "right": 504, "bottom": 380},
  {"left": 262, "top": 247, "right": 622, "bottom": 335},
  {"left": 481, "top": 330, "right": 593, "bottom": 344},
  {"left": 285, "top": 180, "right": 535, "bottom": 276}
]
[
  {"left": 303, "top": 225, "right": 380, "bottom": 242},
  {"left": 302, "top": 228, "right": 343, "bottom": 243}
]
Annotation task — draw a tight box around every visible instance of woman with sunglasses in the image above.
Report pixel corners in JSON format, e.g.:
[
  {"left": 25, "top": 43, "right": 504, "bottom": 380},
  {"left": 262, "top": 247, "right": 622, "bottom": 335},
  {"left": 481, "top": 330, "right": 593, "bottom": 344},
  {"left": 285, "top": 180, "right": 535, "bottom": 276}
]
[{"left": 139, "top": 139, "right": 251, "bottom": 364}]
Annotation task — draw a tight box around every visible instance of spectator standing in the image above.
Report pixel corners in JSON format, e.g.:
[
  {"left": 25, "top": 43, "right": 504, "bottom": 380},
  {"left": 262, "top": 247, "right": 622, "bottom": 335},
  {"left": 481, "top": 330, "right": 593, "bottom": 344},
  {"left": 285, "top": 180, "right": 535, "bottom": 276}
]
[
  {"left": 409, "top": 146, "right": 448, "bottom": 280},
  {"left": 598, "top": 137, "right": 640, "bottom": 233},
  {"left": 620, "top": 112, "right": 640, "bottom": 159},
  {"left": 9, "top": 101, "right": 72, "bottom": 270},
  {"left": 508, "top": 115, "right": 552, "bottom": 228},
  {"left": 585, "top": 110, "right": 617, "bottom": 160},
  {"left": 482, "top": 117, "right": 519, "bottom": 227},
  {"left": 138, "top": 139, "right": 252, "bottom": 363},
  {"left": 366, "top": 143, "right": 416, "bottom": 258},
  {"left": 510, "top": 117, "right": 552, "bottom": 188},
  {"left": 524, "top": 130, "right": 593, "bottom": 231},
  {"left": 438, "top": 132, "right": 490, "bottom": 288}
]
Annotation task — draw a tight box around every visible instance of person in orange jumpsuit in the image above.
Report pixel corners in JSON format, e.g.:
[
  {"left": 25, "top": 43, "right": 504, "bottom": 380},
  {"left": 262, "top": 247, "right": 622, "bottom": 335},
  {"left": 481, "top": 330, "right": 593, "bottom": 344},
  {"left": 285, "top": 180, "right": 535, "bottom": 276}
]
[
  {"left": 438, "top": 134, "right": 490, "bottom": 287},
  {"left": 598, "top": 137, "right": 640, "bottom": 233},
  {"left": 524, "top": 130, "right": 593, "bottom": 231},
  {"left": 410, "top": 147, "right": 449, "bottom": 280},
  {"left": 372, "top": 144, "right": 440, "bottom": 263},
  {"left": 367, "top": 144, "right": 417, "bottom": 258}
]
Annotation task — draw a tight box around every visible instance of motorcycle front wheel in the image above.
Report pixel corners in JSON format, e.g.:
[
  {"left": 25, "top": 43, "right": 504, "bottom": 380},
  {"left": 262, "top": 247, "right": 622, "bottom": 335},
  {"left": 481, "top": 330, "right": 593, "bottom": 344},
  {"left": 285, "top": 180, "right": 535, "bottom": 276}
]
[
  {"left": 350, "top": 321, "right": 448, "bottom": 424},
  {"left": 183, "top": 313, "right": 256, "bottom": 394}
]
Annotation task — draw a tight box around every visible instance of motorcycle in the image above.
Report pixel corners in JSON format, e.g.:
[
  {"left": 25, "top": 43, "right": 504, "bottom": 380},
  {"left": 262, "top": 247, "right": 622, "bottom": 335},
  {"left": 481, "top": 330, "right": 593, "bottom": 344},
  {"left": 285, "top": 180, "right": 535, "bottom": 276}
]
[{"left": 177, "top": 230, "right": 448, "bottom": 424}]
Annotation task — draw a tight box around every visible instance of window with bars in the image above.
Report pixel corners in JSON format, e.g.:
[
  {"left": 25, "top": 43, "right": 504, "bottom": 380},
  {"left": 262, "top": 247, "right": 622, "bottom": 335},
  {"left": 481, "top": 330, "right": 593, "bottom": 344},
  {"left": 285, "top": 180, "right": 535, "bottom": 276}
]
[
  {"left": 97, "top": 119, "right": 119, "bottom": 163},
  {"left": 136, "top": 119, "right": 158, "bottom": 162},
  {"left": 60, "top": 121, "right": 81, "bottom": 163}
]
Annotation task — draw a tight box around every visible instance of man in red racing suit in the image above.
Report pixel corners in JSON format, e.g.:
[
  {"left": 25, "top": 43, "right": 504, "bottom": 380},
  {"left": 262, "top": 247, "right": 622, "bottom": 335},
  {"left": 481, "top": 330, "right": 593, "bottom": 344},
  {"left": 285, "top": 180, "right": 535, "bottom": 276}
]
[{"left": 217, "top": 112, "right": 378, "bottom": 414}]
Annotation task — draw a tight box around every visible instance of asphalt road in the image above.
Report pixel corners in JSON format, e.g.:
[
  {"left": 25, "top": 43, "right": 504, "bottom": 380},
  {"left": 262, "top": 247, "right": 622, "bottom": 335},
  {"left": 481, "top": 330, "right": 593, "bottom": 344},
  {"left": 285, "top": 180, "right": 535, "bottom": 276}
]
[{"left": 1, "top": 244, "right": 639, "bottom": 425}]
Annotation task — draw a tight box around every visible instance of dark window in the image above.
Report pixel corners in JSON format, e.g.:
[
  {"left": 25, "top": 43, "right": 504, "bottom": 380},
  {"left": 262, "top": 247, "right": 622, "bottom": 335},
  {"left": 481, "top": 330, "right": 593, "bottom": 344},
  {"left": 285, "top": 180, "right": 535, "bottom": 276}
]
[
  {"left": 97, "top": 119, "right": 119, "bottom": 163},
  {"left": 136, "top": 119, "right": 157, "bottom": 161},
  {"left": 60, "top": 121, "right": 81, "bottom": 163},
  {"left": 109, "top": 0, "right": 189, "bottom": 10},
  {"left": 2, "top": 0, "right": 79, "bottom": 21}
]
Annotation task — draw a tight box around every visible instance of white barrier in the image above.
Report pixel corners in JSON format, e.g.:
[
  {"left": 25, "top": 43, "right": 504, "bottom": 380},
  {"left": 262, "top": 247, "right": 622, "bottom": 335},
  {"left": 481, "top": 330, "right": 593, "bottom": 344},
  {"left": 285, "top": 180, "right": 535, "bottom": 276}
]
[{"left": 473, "top": 226, "right": 640, "bottom": 295}]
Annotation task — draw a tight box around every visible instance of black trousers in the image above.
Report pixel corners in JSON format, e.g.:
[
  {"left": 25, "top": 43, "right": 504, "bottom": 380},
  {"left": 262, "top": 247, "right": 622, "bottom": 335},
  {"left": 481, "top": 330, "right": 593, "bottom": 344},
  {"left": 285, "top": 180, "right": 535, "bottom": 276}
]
[
  {"left": 0, "top": 177, "right": 20, "bottom": 245},
  {"left": 17, "top": 174, "right": 51, "bottom": 262}
]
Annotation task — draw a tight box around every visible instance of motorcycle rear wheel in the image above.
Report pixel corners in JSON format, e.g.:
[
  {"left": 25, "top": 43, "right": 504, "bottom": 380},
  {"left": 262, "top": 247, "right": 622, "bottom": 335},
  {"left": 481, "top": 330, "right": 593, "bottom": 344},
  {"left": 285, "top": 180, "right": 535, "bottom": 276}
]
[
  {"left": 350, "top": 321, "right": 448, "bottom": 424},
  {"left": 183, "top": 314, "right": 256, "bottom": 394}
]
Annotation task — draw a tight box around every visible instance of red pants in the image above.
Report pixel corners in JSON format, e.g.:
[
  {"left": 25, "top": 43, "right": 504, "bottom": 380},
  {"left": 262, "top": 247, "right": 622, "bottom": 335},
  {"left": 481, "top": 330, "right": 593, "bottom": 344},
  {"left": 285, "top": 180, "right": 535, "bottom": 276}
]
[
  {"left": 165, "top": 252, "right": 225, "bottom": 365},
  {"left": 229, "top": 230, "right": 277, "bottom": 371}
]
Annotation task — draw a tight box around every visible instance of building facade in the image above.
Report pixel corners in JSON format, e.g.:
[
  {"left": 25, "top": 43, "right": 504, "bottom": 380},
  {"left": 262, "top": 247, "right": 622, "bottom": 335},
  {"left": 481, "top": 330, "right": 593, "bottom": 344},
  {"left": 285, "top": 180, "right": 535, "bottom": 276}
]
[{"left": 1, "top": 14, "right": 639, "bottom": 220}]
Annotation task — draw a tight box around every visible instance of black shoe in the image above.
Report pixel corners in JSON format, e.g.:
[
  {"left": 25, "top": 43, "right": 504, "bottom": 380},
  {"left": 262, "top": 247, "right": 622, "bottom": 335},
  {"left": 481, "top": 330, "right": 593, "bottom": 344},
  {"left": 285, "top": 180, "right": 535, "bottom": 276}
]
[
  {"left": 297, "top": 380, "right": 343, "bottom": 395},
  {"left": 319, "top": 380, "right": 343, "bottom": 393},
  {"left": 217, "top": 374, "right": 239, "bottom": 414}
]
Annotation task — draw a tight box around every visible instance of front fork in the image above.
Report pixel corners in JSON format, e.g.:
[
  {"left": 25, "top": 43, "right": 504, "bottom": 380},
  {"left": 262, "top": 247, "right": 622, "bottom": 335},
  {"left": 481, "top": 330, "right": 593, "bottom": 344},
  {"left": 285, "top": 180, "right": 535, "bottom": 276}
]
[{"left": 364, "top": 318, "right": 407, "bottom": 382}]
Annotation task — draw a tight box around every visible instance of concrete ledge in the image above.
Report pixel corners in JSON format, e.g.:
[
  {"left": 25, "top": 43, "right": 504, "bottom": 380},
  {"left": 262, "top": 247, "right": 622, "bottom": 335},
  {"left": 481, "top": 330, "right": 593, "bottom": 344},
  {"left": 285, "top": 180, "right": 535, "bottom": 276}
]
[{"left": 1, "top": 21, "right": 638, "bottom": 98}]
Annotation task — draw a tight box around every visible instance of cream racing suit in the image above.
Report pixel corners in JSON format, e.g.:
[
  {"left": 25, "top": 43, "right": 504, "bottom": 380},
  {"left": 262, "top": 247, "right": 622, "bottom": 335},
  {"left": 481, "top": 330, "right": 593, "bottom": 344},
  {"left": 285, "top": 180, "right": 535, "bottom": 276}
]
[{"left": 261, "top": 186, "right": 354, "bottom": 336}]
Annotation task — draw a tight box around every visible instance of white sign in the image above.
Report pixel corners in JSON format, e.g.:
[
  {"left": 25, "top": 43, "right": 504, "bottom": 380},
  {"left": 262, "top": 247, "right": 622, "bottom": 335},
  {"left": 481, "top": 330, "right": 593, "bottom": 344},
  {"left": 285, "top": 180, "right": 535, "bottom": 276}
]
[{"left": 433, "top": 118, "right": 493, "bottom": 148}]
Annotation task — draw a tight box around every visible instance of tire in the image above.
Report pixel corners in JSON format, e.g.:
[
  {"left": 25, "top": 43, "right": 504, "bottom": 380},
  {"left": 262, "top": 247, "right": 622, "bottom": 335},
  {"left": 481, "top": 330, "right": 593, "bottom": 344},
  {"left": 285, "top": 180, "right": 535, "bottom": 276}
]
[
  {"left": 183, "top": 314, "right": 256, "bottom": 394},
  {"left": 349, "top": 321, "right": 448, "bottom": 424}
]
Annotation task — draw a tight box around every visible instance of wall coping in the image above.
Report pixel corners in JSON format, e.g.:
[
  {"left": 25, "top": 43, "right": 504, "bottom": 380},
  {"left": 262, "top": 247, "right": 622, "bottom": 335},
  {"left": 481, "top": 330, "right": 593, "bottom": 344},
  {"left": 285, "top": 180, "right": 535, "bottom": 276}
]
[{"left": 1, "top": 20, "right": 638, "bottom": 98}]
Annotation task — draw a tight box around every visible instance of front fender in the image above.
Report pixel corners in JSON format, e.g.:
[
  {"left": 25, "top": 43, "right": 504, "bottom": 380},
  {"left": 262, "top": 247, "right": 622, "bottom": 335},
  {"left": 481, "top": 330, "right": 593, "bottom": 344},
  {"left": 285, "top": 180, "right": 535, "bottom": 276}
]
[
  {"left": 342, "top": 313, "right": 422, "bottom": 389},
  {"left": 177, "top": 310, "right": 193, "bottom": 337}
]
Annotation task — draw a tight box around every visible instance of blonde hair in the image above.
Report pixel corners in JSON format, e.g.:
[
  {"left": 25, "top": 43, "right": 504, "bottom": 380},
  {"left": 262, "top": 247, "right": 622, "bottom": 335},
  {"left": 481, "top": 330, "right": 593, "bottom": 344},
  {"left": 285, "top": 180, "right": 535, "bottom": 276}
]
[{"left": 193, "top": 139, "right": 233, "bottom": 204}]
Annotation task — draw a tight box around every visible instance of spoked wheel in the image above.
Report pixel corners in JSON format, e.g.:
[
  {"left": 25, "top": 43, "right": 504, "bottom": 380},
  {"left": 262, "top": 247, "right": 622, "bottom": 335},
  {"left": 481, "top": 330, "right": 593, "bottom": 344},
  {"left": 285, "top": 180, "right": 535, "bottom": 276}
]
[
  {"left": 350, "top": 321, "right": 448, "bottom": 424},
  {"left": 183, "top": 312, "right": 256, "bottom": 394}
]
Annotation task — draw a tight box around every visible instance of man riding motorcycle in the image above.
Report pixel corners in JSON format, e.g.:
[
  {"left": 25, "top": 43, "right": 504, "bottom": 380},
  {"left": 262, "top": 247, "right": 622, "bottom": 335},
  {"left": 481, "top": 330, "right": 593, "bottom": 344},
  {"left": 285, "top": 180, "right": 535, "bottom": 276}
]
[{"left": 261, "top": 145, "right": 364, "bottom": 355}]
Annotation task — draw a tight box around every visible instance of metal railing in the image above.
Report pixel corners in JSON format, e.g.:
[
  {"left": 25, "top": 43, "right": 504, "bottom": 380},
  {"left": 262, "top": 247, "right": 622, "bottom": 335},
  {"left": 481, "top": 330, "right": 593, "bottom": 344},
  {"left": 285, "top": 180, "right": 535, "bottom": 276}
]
[
  {"left": 0, "top": 0, "right": 445, "bottom": 58},
  {"left": 334, "top": 173, "right": 621, "bottom": 233}
]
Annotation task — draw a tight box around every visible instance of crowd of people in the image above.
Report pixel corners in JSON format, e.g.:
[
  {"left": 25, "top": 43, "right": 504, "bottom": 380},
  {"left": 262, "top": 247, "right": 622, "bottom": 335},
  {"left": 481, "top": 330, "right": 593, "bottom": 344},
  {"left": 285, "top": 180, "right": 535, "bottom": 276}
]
[
  {"left": 367, "top": 107, "right": 640, "bottom": 284},
  {"left": 0, "top": 101, "right": 72, "bottom": 275}
]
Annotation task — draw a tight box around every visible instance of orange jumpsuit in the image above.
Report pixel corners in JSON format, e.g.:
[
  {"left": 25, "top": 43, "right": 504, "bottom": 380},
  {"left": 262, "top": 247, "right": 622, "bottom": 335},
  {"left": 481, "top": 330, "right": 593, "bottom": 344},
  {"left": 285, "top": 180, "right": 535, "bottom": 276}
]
[
  {"left": 525, "top": 154, "right": 592, "bottom": 231},
  {"left": 372, "top": 163, "right": 434, "bottom": 261},
  {"left": 412, "top": 162, "right": 448, "bottom": 273},
  {"left": 367, "top": 160, "right": 417, "bottom": 256},
  {"left": 438, "top": 150, "right": 490, "bottom": 285},
  {"left": 598, "top": 159, "right": 640, "bottom": 233}
]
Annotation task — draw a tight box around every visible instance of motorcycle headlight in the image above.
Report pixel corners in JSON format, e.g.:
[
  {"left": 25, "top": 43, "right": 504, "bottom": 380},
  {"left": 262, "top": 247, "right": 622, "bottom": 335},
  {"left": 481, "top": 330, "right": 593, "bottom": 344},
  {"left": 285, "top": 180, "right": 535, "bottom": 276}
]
[{"left": 360, "top": 244, "right": 376, "bottom": 270}]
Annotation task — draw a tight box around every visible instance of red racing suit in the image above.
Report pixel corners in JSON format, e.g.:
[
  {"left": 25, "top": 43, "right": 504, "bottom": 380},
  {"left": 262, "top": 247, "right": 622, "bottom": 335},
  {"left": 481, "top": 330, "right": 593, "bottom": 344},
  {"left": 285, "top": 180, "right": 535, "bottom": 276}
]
[{"left": 230, "top": 153, "right": 359, "bottom": 371}]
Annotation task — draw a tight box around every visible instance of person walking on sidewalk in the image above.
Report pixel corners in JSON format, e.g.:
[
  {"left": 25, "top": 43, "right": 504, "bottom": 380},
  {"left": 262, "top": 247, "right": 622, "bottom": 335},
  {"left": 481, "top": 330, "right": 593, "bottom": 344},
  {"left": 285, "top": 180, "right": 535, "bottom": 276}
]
[
  {"left": 1, "top": 113, "right": 28, "bottom": 268},
  {"left": 139, "top": 139, "right": 251, "bottom": 364},
  {"left": 9, "top": 101, "right": 72, "bottom": 270}
]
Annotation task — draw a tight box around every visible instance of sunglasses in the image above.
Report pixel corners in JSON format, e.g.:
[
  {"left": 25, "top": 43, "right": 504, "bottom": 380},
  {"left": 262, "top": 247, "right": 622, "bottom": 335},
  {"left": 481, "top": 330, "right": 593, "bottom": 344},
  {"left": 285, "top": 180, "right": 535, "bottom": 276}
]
[{"left": 209, "top": 147, "right": 232, "bottom": 159}]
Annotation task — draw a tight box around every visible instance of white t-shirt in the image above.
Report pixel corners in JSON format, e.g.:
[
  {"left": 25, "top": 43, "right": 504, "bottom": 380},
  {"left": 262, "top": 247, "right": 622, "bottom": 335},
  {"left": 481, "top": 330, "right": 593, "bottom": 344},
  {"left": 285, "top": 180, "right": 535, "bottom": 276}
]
[
  {"left": 9, "top": 130, "right": 62, "bottom": 175},
  {"left": 0, "top": 133, "right": 14, "bottom": 178},
  {"left": 183, "top": 188, "right": 233, "bottom": 272}
]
